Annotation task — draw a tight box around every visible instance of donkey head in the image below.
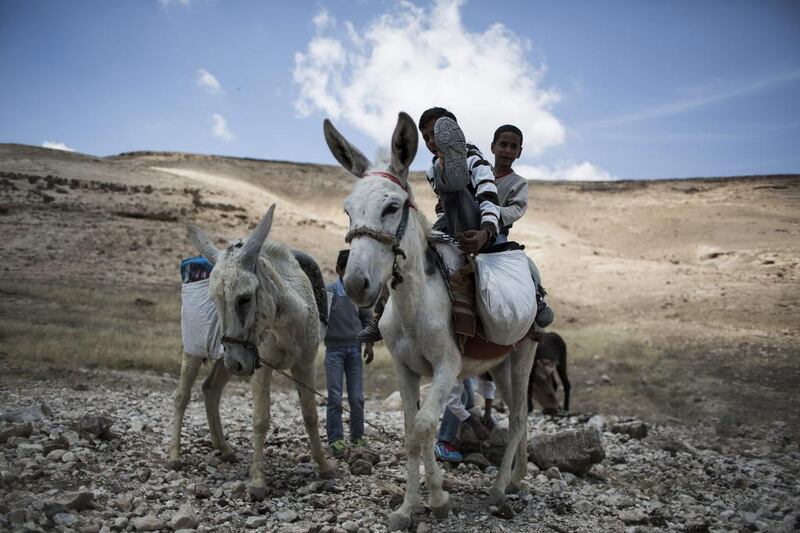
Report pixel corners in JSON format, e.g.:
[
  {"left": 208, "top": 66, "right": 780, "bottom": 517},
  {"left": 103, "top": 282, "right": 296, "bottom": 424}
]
[
  {"left": 323, "top": 112, "right": 418, "bottom": 307},
  {"left": 187, "top": 204, "right": 277, "bottom": 376}
]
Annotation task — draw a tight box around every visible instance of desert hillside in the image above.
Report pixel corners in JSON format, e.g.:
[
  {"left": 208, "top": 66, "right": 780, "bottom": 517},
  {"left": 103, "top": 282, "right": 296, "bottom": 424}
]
[
  {"left": 1, "top": 143, "right": 799, "bottom": 532},
  {"left": 1, "top": 142, "right": 798, "bottom": 430}
]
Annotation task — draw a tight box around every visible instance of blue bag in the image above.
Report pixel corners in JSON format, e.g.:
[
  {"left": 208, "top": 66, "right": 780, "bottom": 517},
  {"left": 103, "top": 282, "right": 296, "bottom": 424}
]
[{"left": 180, "top": 256, "right": 214, "bottom": 284}]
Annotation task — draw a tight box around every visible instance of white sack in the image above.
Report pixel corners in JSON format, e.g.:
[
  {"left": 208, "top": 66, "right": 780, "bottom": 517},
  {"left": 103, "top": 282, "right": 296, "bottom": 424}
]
[
  {"left": 474, "top": 250, "right": 537, "bottom": 345},
  {"left": 181, "top": 278, "right": 223, "bottom": 359}
]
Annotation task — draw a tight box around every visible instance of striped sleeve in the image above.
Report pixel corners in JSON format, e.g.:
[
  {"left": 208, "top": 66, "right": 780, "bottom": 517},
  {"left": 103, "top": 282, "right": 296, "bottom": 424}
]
[{"left": 468, "top": 154, "right": 500, "bottom": 236}]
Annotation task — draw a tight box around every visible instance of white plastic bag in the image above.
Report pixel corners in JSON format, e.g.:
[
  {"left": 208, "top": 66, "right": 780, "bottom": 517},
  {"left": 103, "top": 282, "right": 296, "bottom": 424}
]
[
  {"left": 181, "top": 278, "right": 223, "bottom": 359},
  {"left": 474, "top": 250, "right": 536, "bottom": 345}
]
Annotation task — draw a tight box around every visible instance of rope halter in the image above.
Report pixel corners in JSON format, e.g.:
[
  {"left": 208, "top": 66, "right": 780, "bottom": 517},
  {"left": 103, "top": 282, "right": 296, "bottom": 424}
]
[{"left": 344, "top": 171, "right": 416, "bottom": 289}]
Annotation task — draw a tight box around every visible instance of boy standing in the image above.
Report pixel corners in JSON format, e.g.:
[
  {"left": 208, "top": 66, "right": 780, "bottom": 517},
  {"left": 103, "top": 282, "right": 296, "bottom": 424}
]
[{"left": 325, "top": 250, "right": 374, "bottom": 457}]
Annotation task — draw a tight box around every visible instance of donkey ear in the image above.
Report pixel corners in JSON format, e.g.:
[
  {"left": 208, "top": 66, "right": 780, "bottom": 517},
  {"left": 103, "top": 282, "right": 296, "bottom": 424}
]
[
  {"left": 389, "top": 112, "right": 418, "bottom": 183},
  {"left": 240, "top": 203, "right": 276, "bottom": 271},
  {"left": 323, "top": 118, "right": 372, "bottom": 178},
  {"left": 187, "top": 225, "right": 222, "bottom": 265}
]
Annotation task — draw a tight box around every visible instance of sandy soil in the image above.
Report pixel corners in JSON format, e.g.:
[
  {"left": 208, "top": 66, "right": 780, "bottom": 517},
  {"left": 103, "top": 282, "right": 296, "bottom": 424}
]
[{"left": 0, "top": 143, "right": 798, "bottom": 433}]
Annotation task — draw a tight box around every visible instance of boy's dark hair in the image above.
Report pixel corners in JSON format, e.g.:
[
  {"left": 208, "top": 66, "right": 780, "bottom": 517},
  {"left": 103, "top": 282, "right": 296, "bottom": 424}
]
[
  {"left": 336, "top": 249, "right": 349, "bottom": 271},
  {"left": 492, "top": 124, "right": 523, "bottom": 146},
  {"left": 419, "top": 107, "right": 457, "bottom": 130}
]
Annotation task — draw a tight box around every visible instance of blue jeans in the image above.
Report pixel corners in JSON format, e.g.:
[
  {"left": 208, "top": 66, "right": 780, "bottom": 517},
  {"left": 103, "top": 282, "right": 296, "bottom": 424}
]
[
  {"left": 324, "top": 345, "right": 364, "bottom": 443},
  {"left": 437, "top": 379, "right": 474, "bottom": 444}
]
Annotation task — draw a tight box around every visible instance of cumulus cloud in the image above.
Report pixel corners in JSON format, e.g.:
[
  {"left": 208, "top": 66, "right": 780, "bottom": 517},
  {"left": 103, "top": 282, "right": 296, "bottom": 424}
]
[
  {"left": 210, "top": 113, "right": 234, "bottom": 141},
  {"left": 42, "top": 141, "right": 75, "bottom": 152},
  {"left": 293, "top": 0, "right": 565, "bottom": 157},
  {"left": 197, "top": 68, "right": 223, "bottom": 94},
  {"left": 516, "top": 162, "right": 615, "bottom": 182}
]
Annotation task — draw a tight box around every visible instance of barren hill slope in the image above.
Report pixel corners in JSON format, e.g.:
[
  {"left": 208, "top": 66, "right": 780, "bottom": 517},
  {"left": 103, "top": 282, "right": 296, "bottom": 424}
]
[{"left": 1, "top": 143, "right": 798, "bottom": 430}]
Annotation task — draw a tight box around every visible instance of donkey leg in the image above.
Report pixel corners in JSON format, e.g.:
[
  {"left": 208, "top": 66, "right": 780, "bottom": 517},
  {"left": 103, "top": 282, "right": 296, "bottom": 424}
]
[
  {"left": 202, "top": 358, "right": 235, "bottom": 461},
  {"left": 512, "top": 341, "right": 537, "bottom": 486},
  {"left": 388, "top": 363, "right": 421, "bottom": 532},
  {"left": 292, "top": 364, "right": 336, "bottom": 479},
  {"left": 247, "top": 366, "right": 273, "bottom": 500},
  {"left": 488, "top": 357, "right": 513, "bottom": 505},
  {"left": 491, "top": 343, "right": 536, "bottom": 502},
  {"left": 416, "top": 363, "right": 460, "bottom": 520},
  {"left": 168, "top": 354, "right": 203, "bottom": 468}
]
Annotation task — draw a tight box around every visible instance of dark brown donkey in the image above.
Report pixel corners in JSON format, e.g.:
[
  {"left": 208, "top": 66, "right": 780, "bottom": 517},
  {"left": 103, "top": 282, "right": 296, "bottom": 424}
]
[{"left": 528, "top": 331, "right": 571, "bottom": 414}]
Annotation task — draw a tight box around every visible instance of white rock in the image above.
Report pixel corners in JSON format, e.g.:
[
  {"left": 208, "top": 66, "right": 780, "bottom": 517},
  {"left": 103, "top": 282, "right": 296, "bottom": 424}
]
[{"left": 245, "top": 516, "right": 267, "bottom": 528}]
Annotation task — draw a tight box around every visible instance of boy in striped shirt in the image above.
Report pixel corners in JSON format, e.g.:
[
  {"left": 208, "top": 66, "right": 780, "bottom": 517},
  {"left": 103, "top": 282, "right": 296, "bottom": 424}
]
[{"left": 418, "top": 107, "right": 501, "bottom": 253}]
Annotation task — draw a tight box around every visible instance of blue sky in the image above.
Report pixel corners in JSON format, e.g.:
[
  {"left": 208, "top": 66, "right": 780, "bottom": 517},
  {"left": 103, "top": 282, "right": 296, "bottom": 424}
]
[{"left": 1, "top": 0, "right": 798, "bottom": 180}]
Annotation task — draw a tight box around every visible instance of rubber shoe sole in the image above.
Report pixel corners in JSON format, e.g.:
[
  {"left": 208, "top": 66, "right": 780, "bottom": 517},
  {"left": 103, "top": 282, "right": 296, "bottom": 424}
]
[{"left": 433, "top": 117, "right": 469, "bottom": 193}]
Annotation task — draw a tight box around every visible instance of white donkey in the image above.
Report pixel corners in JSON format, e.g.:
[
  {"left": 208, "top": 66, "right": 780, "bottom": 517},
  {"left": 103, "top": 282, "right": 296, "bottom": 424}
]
[
  {"left": 170, "top": 204, "right": 335, "bottom": 499},
  {"left": 324, "top": 113, "right": 537, "bottom": 530}
]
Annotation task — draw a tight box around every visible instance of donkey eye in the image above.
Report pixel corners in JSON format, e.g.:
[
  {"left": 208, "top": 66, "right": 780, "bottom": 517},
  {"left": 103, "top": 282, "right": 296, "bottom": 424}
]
[
  {"left": 382, "top": 203, "right": 400, "bottom": 217},
  {"left": 237, "top": 295, "right": 252, "bottom": 309}
]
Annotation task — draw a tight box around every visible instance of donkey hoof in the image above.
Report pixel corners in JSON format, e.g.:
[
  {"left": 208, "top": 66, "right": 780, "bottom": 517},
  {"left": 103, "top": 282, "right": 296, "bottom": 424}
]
[
  {"left": 431, "top": 492, "right": 451, "bottom": 519},
  {"left": 387, "top": 511, "right": 412, "bottom": 531},
  {"left": 166, "top": 458, "right": 183, "bottom": 471},
  {"left": 319, "top": 466, "right": 338, "bottom": 480},
  {"left": 487, "top": 487, "right": 506, "bottom": 506},
  {"left": 248, "top": 483, "right": 267, "bottom": 501},
  {"left": 219, "top": 450, "right": 238, "bottom": 463},
  {"left": 505, "top": 482, "right": 520, "bottom": 495}
]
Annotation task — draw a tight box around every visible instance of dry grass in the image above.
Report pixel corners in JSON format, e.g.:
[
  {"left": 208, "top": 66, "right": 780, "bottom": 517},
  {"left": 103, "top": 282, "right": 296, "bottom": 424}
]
[
  {"left": 0, "top": 278, "right": 183, "bottom": 375},
  {"left": 1, "top": 276, "right": 797, "bottom": 434}
]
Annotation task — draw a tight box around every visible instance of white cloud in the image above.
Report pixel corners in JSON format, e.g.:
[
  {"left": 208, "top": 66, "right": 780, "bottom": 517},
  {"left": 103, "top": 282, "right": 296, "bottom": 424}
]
[
  {"left": 312, "top": 8, "right": 334, "bottom": 31},
  {"left": 197, "top": 68, "right": 223, "bottom": 94},
  {"left": 516, "top": 162, "right": 616, "bottom": 182},
  {"left": 293, "top": 0, "right": 565, "bottom": 157},
  {"left": 158, "top": 0, "right": 192, "bottom": 6},
  {"left": 42, "top": 141, "right": 75, "bottom": 152},
  {"left": 210, "top": 113, "right": 234, "bottom": 141}
]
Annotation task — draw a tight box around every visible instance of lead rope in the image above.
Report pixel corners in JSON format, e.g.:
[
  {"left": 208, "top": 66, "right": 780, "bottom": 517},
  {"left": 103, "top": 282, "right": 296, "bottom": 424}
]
[{"left": 253, "top": 354, "right": 402, "bottom": 445}]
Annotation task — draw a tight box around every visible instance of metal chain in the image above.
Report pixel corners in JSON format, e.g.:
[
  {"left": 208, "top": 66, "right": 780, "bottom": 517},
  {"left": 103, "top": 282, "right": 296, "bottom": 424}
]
[{"left": 255, "top": 355, "right": 402, "bottom": 445}]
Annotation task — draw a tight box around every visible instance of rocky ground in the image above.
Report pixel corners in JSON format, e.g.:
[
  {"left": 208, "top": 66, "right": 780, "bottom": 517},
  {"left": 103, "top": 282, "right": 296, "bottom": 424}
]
[{"left": 1, "top": 368, "right": 798, "bottom": 533}]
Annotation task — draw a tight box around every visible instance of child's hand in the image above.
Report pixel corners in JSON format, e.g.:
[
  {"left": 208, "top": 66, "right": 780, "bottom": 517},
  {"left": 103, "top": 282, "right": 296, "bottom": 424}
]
[
  {"left": 362, "top": 343, "right": 374, "bottom": 365},
  {"left": 459, "top": 229, "right": 489, "bottom": 254}
]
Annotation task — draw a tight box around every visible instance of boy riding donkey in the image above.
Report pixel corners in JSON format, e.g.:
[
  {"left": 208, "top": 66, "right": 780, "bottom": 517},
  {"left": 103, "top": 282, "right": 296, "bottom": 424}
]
[
  {"left": 357, "top": 109, "right": 553, "bottom": 344},
  {"left": 357, "top": 109, "right": 554, "bottom": 462}
]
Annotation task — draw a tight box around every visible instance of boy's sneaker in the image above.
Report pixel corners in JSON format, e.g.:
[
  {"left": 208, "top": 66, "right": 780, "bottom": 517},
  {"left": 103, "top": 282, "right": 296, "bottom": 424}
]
[
  {"left": 433, "top": 117, "right": 469, "bottom": 193},
  {"left": 434, "top": 440, "right": 463, "bottom": 463},
  {"left": 352, "top": 437, "right": 369, "bottom": 448},
  {"left": 536, "top": 304, "right": 554, "bottom": 328},
  {"left": 535, "top": 286, "right": 554, "bottom": 328},
  {"left": 356, "top": 317, "right": 382, "bottom": 343},
  {"left": 329, "top": 439, "right": 347, "bottom": 457}
]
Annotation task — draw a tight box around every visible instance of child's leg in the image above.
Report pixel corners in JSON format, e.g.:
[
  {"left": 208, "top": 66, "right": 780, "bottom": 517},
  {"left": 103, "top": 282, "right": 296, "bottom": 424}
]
[
  {"left": 433, "top": 117, "right": 470, "bottom": 192},
  {"left": 324, "top": 348, "right": 346, "bottom": 443},
  {"left": 527, "top": 256, "right": 554, "bottom": 328},
  {"left": 436, "top": 381, "right": 467, "bottom": 444},
  {"left": 343, "top": 345, "right": 365, "bottom": 441}
]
